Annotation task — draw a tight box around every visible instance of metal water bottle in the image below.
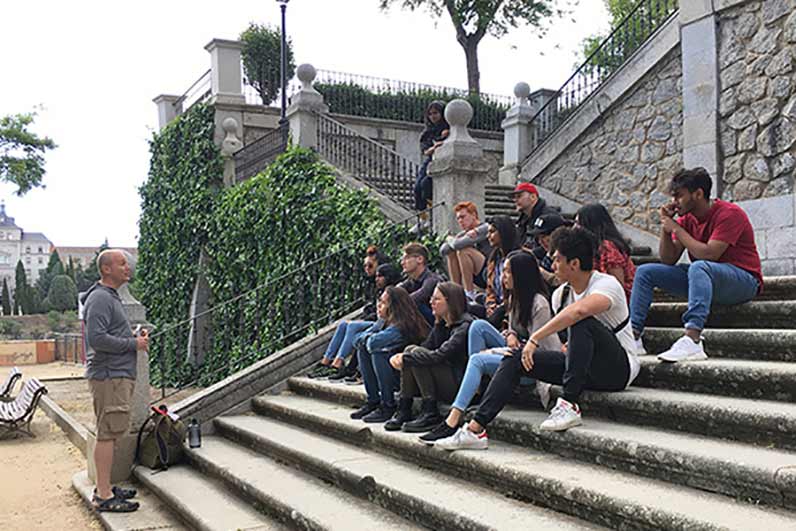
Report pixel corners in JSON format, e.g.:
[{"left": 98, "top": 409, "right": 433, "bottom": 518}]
[{"left": 188, "top": 418, "right": 202, "bottom": 449}]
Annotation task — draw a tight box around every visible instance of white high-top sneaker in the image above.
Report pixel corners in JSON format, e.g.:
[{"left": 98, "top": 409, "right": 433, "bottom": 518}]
[
  {"left": 540, "top": 397, "right": 582, "bottom": 431},
  {"left": 657, "top": 335, "right": 707, "bottom": 362}
]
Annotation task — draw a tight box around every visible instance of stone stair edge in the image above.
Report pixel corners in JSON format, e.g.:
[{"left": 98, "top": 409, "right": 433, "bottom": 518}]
[{"left": 244, "top": 393, "right": 796, "bottom": 530}]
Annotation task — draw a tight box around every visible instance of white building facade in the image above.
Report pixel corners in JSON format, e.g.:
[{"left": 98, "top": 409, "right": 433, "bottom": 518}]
[{"left": 0, "top": 203, "right": 53, "bottom": 296}]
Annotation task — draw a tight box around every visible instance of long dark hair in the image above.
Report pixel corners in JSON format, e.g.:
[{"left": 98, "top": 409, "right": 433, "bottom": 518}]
[
  {"left": 576, "top": 204, "right": 631, "bottom": 256},
  {"left": 384, "top": 286, "right": 430, "bottom": 344},
  {"left": 424, "top": 100, "right": 448, "bottom": 129},
  {"left": 376, "top": 263, "right": 402, "bottom": 287},
  {"left": 435, "top": 282, "right": 467, "bottom": 325},
  {"left": 488, "top": 215, "right": 519, "bottom": 263},
  {"left": 505, "top": 251, "right": 548, "bottom": 328}
]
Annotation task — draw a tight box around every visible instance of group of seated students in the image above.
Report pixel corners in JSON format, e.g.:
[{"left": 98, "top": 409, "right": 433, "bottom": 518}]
[{"left": 310, "top": 166, "right": 763, "bottom": 451}]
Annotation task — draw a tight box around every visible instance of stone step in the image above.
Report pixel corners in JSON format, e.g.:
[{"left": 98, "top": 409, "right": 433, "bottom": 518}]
[
  {"left": 653, "top": 276, "right": 796, "bottom": 302},
  {"left": 133, "top": 463, "right": 284, "bottom": 531},
  {"left": 635, "top": 357, "right": 796, "bottom": 401},
  {"left": 643, "top": 327, "right": 796, "bottom": 362},
  {"left": 214, "top": 414, "right": 598, "bottom": 531},
  {"left": 288, "top": 375, "right": 796, "bottom": 452},
  {"left": 186, "top": 435, "right": 422, "bottom": 530},
  {"left": 272, "top": 382, "right": 796, "bottom": 509},
  {"left": 249, "top": 392, "right": 796, "bottom": 530},
  {"left": 647, "top": 301, "right": 796, "bottom": 328}
]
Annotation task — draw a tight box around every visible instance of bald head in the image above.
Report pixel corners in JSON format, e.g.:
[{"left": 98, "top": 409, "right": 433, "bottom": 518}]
[{"left": 97, "top": 249, "right": 131, "bottom": 288}]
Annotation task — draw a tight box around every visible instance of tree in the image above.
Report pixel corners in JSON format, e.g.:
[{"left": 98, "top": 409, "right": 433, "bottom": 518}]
[
  {"left": 379, "top": 0, "right": 569, "bottom": 94},
  {"left": 79, "top": 241, "right": 109, "bottom": 291},
  {"left": 240, "top": 23, "right": 296, "bottom": 105},
  {"left": 46, "top": 274, "right": 78, "bottom": 312},
  {"left": 14, "top": 260, "right": 29, "bottom": 315},
  {"left": 0, "top": 112, "right": 56, "bottom": 196},
  {"left": 36, "top": 249, "right": 65, "bottom": 299},
  {"left": 1, "top": 279, "right": 10, "bottom": 316}
]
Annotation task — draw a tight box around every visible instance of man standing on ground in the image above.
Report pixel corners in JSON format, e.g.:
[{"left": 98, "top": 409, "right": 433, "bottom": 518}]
[
  {"left": 83, "top": 249, "right": 148, "bottom": 512},
  {"left": 398, "top": 242, "right": 443, "bottom": 325},
  {"left": 512, "top": 182, "right": 558, "bottom": 258},
  {"left": 630, "top": 168, "right": 762, "bottom": 362}
]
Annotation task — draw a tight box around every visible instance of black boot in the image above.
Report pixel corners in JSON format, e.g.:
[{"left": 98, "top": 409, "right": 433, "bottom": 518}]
[
  {"left": 401, "top": 398, "right": 442, "bottom": 433},
  {"left": 384, "top": 398, "right": 414, "bottom": 431}
]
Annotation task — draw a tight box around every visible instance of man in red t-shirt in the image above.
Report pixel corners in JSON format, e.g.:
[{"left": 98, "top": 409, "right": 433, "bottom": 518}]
[{"left": 629, "top": 168, "right": 762, "bottom": 362}]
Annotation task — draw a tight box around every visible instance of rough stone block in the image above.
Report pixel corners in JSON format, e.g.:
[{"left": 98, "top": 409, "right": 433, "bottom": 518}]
[
  {"left": 738, "top": 193, "right": 795, "bottom": 229},
  {"left": 762, "top": 259, "right": 796, "bottom": 276},
  {"left": 766, "top": 226, "right": 796, "bottom": 259}
]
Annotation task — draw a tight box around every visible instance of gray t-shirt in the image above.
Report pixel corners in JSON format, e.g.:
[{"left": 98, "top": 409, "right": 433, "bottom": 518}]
[{"left": 82, "top": 283, "right": 138, "bottom": 380}]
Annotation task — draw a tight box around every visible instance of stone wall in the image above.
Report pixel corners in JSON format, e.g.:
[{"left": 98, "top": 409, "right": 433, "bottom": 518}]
[
  {"left": 535, "top": 48, "right": 683, "bottom": 232},
  {"left": 718, "top": 0, "right": 796, "bottom": 201}
]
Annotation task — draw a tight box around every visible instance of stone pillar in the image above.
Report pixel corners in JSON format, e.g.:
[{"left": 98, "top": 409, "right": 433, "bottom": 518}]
[
  {"left": 87, "top": 251, "right": 151, "bottom": 484},
  {"left": 152, "top": 95, "right": 182, "bottom": 130},
  {"left": 529, "top": 88, "right": 558, "bottom": 150},
  {"left": 680, "top": 4, "right": 720, "bottom": 197},
  {"left": 220, "top": 117, "right": 243, "bottom": 187},
  {"left": 205, "top": 39, "right": 245, "bottom": 105},
  {"left": 499, "top": 82, "right": 534, "bottom": 185},
  {"left": 428, "top": 99, "right": 489, "bottom": 236},
  {"left": 287, "top": 64, "right": 329, "bottom": 149}
]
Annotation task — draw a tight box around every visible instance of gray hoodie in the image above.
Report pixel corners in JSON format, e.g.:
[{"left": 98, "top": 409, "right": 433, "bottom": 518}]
[{"left": 81, "top": 283, "right": 137, "bottom": 380}]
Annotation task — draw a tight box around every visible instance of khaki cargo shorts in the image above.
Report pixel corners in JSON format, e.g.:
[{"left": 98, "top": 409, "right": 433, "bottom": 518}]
[{"left": 89, "top": 378, "right": 135, "bottom": 441}]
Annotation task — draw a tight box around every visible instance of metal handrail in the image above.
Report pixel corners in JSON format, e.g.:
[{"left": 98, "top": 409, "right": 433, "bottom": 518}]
[
  {"left": 233, "top": 124, "right": 289, "bottom": 182},
  {"left": 174, "top": 69, "right": 212, "bottom": 111},
  {"left": 526, "top": 0, "right": 679, "bottom": 155}
]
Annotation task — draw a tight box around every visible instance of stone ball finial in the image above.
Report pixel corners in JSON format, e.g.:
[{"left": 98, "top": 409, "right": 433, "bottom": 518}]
[
  {"left": 297, "top": 64, "right": 317, "bottom": 86},
  {"left": 222, "top": 117, "right": 238, "bottom": 134},
  {"left": 221, "top": 117, "right": 242, "bottom": 157},
  {"left": 514, "top": 82, "right": 531, "bottom": 101},
  {"left": 445, "top": 99, "right": 473, "bottom": 128}
]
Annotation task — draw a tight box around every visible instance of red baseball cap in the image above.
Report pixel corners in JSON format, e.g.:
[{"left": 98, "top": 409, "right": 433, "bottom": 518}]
[{"left": 510, "top": 182, "right": 538, "bottom": 196}]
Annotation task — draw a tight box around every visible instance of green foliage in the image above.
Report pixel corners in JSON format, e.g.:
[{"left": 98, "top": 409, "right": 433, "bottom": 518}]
[
  {"left": 316, "top": 83, "right": 509, "bottom": 131},
  {"left": 0, "top": 319, "right": 22, "bottom": 339},
  {"left": 46, "top": 275, "right": 78, "bottom": 312},
  {"left": 46, "top": 310, "right": 78, "bottom": 333},
  {"left": 240, "top": 23, "right": 296, "bottom": 105},
  {"left": 0, "top": 111, "right": 57, "bottom": 196},
  {"left": 1, "top": 279, "right": 10, "bottom": 316},
  {"left": 14, "top": 260, "right": 30, "bottom": 314},
  {"left": 36, "top": 250, "right": 65, "bottom": 299}
]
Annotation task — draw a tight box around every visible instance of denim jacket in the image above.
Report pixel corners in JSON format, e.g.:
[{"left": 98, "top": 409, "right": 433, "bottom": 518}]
[{"left": 353, "top": 319, "right": 407, "bottom": 356}]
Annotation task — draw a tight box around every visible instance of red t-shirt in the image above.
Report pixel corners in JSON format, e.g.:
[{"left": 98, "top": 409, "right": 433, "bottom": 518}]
[
  {"left": 674, "top": 199, "right": 763, "bottom": 291},
  {"left": 597, "top": 240, "right": 635, "bottom": 302}
]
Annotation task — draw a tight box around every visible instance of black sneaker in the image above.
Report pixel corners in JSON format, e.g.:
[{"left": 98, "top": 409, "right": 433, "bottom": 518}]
[
  {"left": 418, "top": 421, "right": 458, "bottom": 445},
  {"left": 350, "top": 403, "right": 379, "bottom": 420},
  {"left": 402, "top": 412, "right": 443, "bottom": 433},
  {"left": 362, "top": 406, "right": 397, "bottom": 423},
  {"left": 327, "top": 367, "right": 348, "bottom": 383},
  {"left": 344, "top": 371, "right": 362, "bottom": 385},
  {"left": 308, "top": 365, "right": 335, "bottom": 379}
]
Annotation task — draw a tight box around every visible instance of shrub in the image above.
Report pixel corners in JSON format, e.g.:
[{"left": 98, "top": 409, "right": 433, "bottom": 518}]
[
  {"left": 241, "top": 23, "right": 295, "bottom": 105},
  {"left": 47, "top": 275, "right": 78, "bottom": 312}
]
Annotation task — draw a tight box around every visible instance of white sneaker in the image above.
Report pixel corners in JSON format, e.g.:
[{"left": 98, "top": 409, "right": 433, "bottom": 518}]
[
  {"left": 540, "top": 398, "right": 582, "bottom": 432},
  {"left": 434, "top": 426, "right": 489, "bottom": 451},
  {"left": 657, "top": 335, "right": 707, "bottom": 362},
  {"left": 536, "top": 381, "right": 553, "bottom": 410},
  {"left": 633, "top": 336, "right": 647, "bottom": 355}
]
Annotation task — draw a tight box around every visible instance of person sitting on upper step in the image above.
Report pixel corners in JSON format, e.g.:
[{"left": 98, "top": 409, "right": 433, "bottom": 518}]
[
  {"left": 397, "top": 242, "right": 444, "bottom": 325},
  {"left": 386, "top": 282, "right": 474, "bottom": 433},
  {"left": 511, "top": 182, "right": 559, "bottom": 259},
  {"left": 308, "top": 247, "right": 398, "bottom": 381},
  {"left": 413, "top": 101, "right": 450, "bottom": 215},
  {"left": 432, "top": 227, "right": 642, "bottom": 449},
  {"left": 630, "top": 168, "right": 763, "bottom": 363},
  {"left": 530, "top": 213, "right": 570, "bottom": 291},
  {"left": 439, "top": 201, "right": 491, "bottom": 299},
  {"left": 419, "top": 251, "right": 561, "bottom": 444},
  {"left": 350, "top": 286, "right": 430, "bottom": 423},
  {"left": 575, "top": 204, "right": 636, "bottom": 302},
  {"left": 484, "top": 216, "right": 521, "bottom": 329}
]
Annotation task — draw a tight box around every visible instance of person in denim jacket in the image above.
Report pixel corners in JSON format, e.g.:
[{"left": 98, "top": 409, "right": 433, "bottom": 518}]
[{"left": 350, "top": 287, "right": 430, "bottom": 423}]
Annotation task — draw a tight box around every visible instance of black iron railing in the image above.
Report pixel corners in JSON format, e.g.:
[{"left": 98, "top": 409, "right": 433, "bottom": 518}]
[
  {"left": 233, "top": 124, "right": 289, "bottom": 182},
  {"left": 316, "top": 112, "right": 418, "bottom": 210},
  {"left": 174, "top": 69, "right": 212, "bottom": 112},
  {"left": 148, "top": 204, "right": 443, "bottom": 400},
  {"left": 529, "top": 0, "right": 679, "bottom": 153},
  {"left": 54, "top": 333, "right": 83, "bottom": 364}
]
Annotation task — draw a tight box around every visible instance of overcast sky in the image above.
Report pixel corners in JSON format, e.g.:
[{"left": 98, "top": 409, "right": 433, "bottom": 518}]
[{"left": 0, "top": 0, "right": 608, "bottom": 247}]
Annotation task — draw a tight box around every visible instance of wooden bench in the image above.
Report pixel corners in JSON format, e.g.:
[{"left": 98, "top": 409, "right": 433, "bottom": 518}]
[
  {"left": 0, "top": 378, "right": 48, "bottom": 438},
  {"left": 0, "top": 367, "right": 22, "bottom": 402}
]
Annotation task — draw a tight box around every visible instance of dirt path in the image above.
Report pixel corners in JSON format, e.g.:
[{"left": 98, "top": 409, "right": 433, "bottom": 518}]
[{"left": 0, "top": 413, "right": 100, "bottom": 531}]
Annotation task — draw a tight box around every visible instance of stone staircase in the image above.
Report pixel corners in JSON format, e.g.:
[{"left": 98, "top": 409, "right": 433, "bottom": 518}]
[{"left": 126, "top": 276, "right": 796, "bottom": 530}]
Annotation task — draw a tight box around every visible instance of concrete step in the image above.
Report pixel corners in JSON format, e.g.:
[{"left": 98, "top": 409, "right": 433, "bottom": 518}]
[
  {"left": 288, "top": 375, "right": 796, "bottom": 452},
  {"left": 249, "top": 392, "right": 796, "bottom": 530},
  {"left": 635, "top": 357, "right": 796, "bottom": 401},
  {"left": 652, "top": 276, "right": 796, "bottom": 302},
  {"left": 643, "top": 327, "right": 796, "bottom": 362},
  {"left": 214, "top": 414, "right": 598, "bottom": 531},
  {"left": 186, "top": 435, "right": 422, "bottom": 530},
  {"left": 72, "top": 470, "right": 188, "bottom": 531},
  {"left": 647, "top": 301, "right": 796, "bottom": 328},
  {"left": 282, "top": 376, "right": 796, "bottom": 509},
  {"left": 133, "top": 464, "right": 284, "bottom": 531}
]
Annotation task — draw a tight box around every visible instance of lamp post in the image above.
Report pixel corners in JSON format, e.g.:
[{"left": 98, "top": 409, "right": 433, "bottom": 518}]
[{"left": 277, "top": 0, "right": 289, "bottom": 141}]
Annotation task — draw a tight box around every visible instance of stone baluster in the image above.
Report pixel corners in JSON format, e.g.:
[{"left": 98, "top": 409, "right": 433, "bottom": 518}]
[
  {"left": 499, "top": 82, "right": 534, "bottom": 185},
  {"left": 428, "top": 99, "right": 489, "bottom": 235},
  {"left": 287, "top": 64, "right": 329, "bottom": 149},
  {"left": 220, "top": 117, "right": 243, "bottom": 188}
]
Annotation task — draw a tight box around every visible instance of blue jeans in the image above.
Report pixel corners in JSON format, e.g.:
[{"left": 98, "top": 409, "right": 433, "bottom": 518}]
[
  {"left": 451, "top": 352, "right": 503, "bottom": 411},
  {"left": 323, "top": 321, "right": 373, "bottom": 362},
  {"left": 630, "top": 261, "right": 759, "bottom": 333},
  {"left": 358, "top": 347, "right": 398, "bottom": 409},
  {"left": 468, "top": 319, "right": 506, "bottom": 355}
]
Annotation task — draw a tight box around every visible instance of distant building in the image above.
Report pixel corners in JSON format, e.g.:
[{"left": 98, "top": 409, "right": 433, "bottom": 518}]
[
  {"left": 56, "top": 245, "right": 138, "bottom": 270},
  {"left": 0, "top": 202, "right": 53, "bottom": 294}
]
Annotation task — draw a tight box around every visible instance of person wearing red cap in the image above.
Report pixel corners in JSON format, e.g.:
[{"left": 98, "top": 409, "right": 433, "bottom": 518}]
[{"left": 511, "top": 182, "right": 559, "bottom": 259}]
